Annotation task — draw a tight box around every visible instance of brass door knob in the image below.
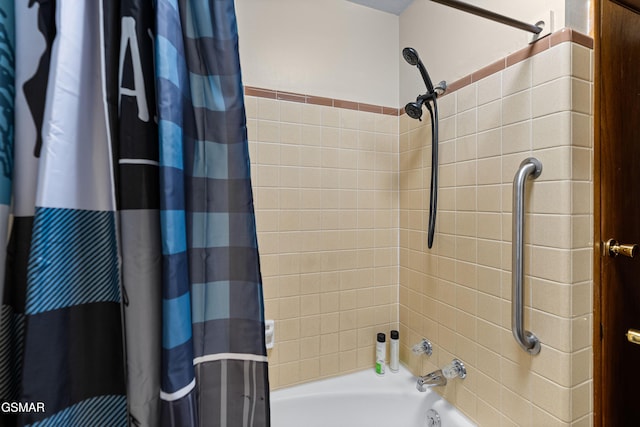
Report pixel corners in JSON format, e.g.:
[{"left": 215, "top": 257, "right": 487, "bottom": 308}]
[
  {"left": 627, "top": 329, "right": 640, "bottom": 345},
  {"left": 605, "top": 239, "right": 638, "bottom": 258}
]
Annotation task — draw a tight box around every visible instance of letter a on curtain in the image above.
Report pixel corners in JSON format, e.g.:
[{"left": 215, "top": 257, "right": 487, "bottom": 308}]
[{"left": 157, "top": 0, "right": 270, "bottom": 425}]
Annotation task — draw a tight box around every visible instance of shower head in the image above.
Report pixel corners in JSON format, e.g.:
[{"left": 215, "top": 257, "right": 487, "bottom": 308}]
[
  {"left": 403, "top": 46, "right": 435, "bottom": 94},
  {"left": 402, "top": 47, "right": 420, "bottom": 66},
  {"left": 405, "top": 101, "right": 423, "bottom": 120}
]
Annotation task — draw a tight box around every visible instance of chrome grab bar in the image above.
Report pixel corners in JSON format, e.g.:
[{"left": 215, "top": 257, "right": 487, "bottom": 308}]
[{"left": 512, "top": 158, "right": 542, "bottom": 355}]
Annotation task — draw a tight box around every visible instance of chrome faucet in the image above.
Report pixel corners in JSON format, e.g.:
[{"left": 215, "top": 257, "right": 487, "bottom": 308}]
[
  {"left": 417, "top": 369, "right": 447, "bottom": 390},
  {"left": 416, "top": 359, "right": 466, "bottom": 392}
]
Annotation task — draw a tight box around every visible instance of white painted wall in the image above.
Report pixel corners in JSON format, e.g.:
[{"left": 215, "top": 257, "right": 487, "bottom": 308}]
[
  {"left": 399, "top": 0, "right": 567, "bottom": 104},
  {"left": 235, "top": 0, "right": 400, "bottom": 107}
]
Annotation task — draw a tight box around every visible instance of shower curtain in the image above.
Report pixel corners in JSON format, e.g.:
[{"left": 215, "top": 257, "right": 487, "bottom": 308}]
[
  {"left": 0, "top": 0, "right": 13, "bottom": 307},
  {"left": 0, "top": 0, "right": 14, "bottom": 409},
  {"left": 0, "top": 0, "right": 269, "bottom": 425},
  {"left": 11, "top": 0, "right": 127, "bottom": 425},
  {"left": 103, "top": 0, "right": 163, "bottom": 425},
  {"left": 0, "top": 0, "right": 49, "bottom": 417},
  {"left": 157, "top": 0, "right": 270, "bottom": 425}
]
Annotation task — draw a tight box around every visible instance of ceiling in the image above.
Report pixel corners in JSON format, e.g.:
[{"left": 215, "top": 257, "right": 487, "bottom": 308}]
[{"left": 345, "top": 0, "right": 415, "bottom": 15}]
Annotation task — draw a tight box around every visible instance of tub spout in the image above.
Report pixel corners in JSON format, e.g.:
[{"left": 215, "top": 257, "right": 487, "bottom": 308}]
[
  {"left": 416, "top": 359, "right": 466, "bottom": 392},
  {"left": 416, "top": 369, "right": 447, "bottom": 391}
]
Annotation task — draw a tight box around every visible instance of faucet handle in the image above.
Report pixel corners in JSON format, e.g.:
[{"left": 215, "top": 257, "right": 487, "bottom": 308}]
[
  {"left": 412, "top": 338, "right": 433, "bottom": 356},
  {"left": 442, "top": 359, "right": 466, "bottom": 380}
]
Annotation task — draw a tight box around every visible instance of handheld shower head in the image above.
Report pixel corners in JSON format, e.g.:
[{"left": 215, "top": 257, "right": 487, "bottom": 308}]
[
  {"left": 402, "top": 47, "right": 420, "bottom": 66},
  {"left": 403, "top": 46, "right": 434, "bottom": 93}
]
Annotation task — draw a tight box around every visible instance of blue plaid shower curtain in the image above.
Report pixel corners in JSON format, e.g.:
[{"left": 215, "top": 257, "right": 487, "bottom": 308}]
[
  {"left": 157, "top": 0, "right": 270, "bottom": 425},
  {"left": 0, "top": 0, "right": 269, "bottom": 425}
]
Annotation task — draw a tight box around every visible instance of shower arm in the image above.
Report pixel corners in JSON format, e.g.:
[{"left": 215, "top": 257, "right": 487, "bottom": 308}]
[
  {"left": 416, "top": 81, "right": 448, "bottom": 105},
  {"left": 417, "top": 92, "right": 435, "bottom": 105}
]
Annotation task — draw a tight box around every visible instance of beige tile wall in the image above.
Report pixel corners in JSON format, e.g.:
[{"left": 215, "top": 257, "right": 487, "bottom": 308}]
[
  {"left": 399, "top": 40, "right": 593, "bottom": 426},
  {"left": 246, "top": 96, "right": 400, "bottom": 389}
]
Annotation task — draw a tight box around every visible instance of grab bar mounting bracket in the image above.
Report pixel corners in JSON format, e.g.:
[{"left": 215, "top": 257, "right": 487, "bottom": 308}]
[{"left": 530, "top": 11, "right": 554, "bottom": 44}]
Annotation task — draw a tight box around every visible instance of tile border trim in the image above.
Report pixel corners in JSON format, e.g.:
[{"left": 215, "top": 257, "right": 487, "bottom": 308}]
[
  {"left": 243, "top": 86, "right": 402, "bottom": 116},
  {"left": 243, "top": 28, "right": 593, "bottom": 116},
  {"left": 444, "top": 27, "right": 593, "bottom": 96}
]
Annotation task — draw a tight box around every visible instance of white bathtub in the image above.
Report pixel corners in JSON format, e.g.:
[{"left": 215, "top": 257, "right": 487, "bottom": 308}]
[{"left": 270, "top": 365, "right": 477, "bottom": 427}]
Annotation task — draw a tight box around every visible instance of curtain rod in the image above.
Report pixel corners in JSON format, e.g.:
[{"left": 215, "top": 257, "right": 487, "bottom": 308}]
[{"left": 430, "top": 0, "right": 543, "bottom": 35}]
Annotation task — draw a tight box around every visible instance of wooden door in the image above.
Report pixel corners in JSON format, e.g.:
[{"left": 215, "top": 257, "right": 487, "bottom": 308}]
[{"left": 596, "top": 0, "right": 640, "bottom": 425}]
